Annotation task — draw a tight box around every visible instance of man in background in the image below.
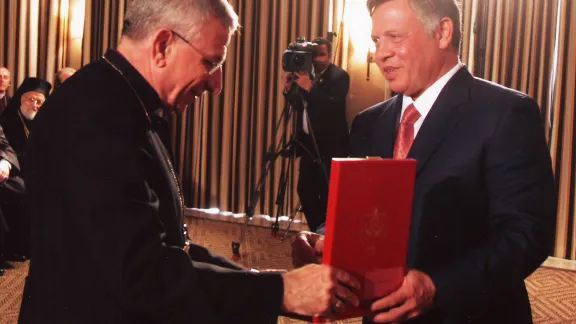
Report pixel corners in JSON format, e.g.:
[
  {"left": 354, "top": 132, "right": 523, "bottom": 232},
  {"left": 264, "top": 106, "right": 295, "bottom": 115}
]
[
  {"left": 0, "top": 67, "right": 11, "bottom": 115},
  {"left": 54, "top": 67, "right": 76, "bottom": 89},
  {"left": 19, "top": 1, "right": 360, "bottom": 323},
  {"left": 292, "top": 0, "right": 556, "bottom": 323},
  {"left": 0, "top": 77, "right": 51, "bottom": 265},
  {"left": 1, "top": 77, "right": 52, "bottom": 175},
  {"left": 0, "top": 125, "right": 20, "bottom": 275},
  {"left": 282, "top": 37, "right": 350, "bottom": 232}
]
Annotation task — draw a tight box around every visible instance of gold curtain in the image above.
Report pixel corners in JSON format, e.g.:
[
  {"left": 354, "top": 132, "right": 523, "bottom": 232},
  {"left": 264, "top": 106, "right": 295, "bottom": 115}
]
[
  {"left": 548, "top": 0, "right": 576, "bottom": 261},
  {"left": 471, "top": 0, "right": 576, "bottom": 261},
  {"left": 172, "top": 0, "right": 338, "bottom": 223},
  {"left": 1, "top": 0, "right": 74, "bottom": 93},
  {"left": 81, "top": 0, "right": 127, "bottom": 65},
  {"left": 0, "top": 0, "right": 126, "bottom": 91}
]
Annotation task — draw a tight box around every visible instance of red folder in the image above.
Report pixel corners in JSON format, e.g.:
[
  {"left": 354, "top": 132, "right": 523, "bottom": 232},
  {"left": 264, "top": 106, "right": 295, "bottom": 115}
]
[{"left": 314, "top": 158, "right": 416, "bottom": 322}]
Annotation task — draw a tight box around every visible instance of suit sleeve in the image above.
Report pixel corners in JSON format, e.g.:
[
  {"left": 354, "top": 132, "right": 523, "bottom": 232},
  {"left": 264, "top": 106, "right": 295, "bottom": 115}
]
[
  {"left": 0, "top": 125, "right": 20, "bottom": 171},
  {"left": 68, "top": 120, "right": 283, "bottom": 323},
  {"left": 187, "top": 243, "right": 246, "bottom": 270},
  {"left": 428, "top": 96, "right": 556, "bottom": 318}
]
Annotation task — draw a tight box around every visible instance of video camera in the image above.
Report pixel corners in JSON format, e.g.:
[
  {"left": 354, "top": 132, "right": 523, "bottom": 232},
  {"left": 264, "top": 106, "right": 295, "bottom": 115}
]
[{"left": 282, "top": 37, "right": 319, "bottom": 73}]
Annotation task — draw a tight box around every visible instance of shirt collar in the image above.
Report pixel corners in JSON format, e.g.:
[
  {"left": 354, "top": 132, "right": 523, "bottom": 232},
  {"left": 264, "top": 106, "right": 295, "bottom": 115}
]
[
  {"left": 103, "top": 49, "right": 165, "bottom": 115},
  {"left": 402, "top": 62, "right": 464, "bottom": 117}
]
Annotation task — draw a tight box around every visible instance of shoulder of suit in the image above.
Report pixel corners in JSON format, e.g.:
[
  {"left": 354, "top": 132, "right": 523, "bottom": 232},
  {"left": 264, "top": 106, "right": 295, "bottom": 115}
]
[
  {"left": 471, "top": 76, "right": 533, "bottom": 103},
  {"left": 328, "top": 64, "right": 349, "bottom": 78},
  {"left": 356, "top": 96, "right": 398, "bottom": 120}
]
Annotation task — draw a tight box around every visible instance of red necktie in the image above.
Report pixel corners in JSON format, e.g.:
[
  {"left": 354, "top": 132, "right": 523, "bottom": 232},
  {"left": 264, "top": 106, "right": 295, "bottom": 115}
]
[{"left": 393, "top": 104, "right": 421, "bottom": 159}]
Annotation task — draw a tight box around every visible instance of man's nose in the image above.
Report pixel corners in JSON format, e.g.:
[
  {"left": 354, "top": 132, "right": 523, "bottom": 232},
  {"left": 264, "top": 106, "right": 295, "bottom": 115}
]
[
  {"left": 375, "top": 43, "right": 393, "bottom": 62},
  {"left": 206, "top": 68, "right": 223, "bottom": 96}
]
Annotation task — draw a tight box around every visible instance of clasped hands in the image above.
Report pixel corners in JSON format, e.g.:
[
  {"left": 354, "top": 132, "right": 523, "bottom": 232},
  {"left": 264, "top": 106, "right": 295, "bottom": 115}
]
[{"left": 290, "top": 231, "right": 437, "bottom": 323}]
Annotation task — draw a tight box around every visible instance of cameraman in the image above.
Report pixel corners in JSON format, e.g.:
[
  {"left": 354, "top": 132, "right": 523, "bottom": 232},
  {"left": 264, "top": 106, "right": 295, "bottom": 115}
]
[{"left": 282, "top": 37, "right": 350, "bottom": 232}]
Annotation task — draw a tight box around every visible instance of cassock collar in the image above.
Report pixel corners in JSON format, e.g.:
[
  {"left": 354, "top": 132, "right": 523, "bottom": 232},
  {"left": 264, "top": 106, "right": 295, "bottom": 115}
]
[{"left": 103, "top": 49, "right": 164, "bottom": 116}]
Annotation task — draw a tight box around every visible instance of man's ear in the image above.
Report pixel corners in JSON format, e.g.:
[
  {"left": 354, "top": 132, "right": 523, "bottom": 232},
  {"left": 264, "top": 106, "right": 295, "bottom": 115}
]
[
  {"left": 437, "top": 17, "right": 454, "bottom": 50},
  {"left": 151, "top": 29, "right": 175, "bottom": 68}
]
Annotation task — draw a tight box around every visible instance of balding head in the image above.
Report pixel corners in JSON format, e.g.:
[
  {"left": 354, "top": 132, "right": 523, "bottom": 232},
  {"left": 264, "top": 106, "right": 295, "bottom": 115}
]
[
  {"left": 0, "top": 67, "right": 11, "bottom": 95},
  {"left": 55, "top": 67, "right": 76, "bottom": 88}
]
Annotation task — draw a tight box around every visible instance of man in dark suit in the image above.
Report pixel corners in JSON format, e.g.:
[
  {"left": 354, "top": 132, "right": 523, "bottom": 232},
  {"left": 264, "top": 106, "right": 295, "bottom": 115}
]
[
  {"left": 19, "top": 0, "right": 360, "bottom": 323},
  {"left": 283, "top": 38, "right": 350, "bottom": 232},
  {"left": 0, "top": 125, "right": 22, "bottom": 275},
  {"left": 0, "top": 66, "right": 11, "bottom": 115},
  {"left": 291, "top": 0, "right": 557, "bottom": 323}
]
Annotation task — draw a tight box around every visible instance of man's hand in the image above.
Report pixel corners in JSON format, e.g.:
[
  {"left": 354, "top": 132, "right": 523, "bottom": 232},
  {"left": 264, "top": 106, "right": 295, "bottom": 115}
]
[
  {"left": 0, "top": 159, "right": 10, "bottom": 182},
  {"left": 281, "top": 264, "right": 360, "bottom": 317},
  {"left": 293, "top": 71, "right": 313, "bottom": 91},
  {"left": 282, "top": 73, "right": 293, "bottom": 91},
  {"left": 369, "top": 269, "right": 436, "bottom": 323},
  {"left": 291, "top": 231, "right": 324, "bottom": 268}
]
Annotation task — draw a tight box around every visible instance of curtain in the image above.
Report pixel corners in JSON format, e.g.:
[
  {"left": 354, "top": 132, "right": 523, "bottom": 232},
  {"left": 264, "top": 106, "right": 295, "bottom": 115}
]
[
  {"left": 548, "top": 0, "right": 576, "bottom": 260},
  {"left": 172, "top": 0, "right": 337, "bottom": 225},
  {"left": 472, "top": 0, "right": 576, "bottom": 261},
  {"left": 81, "top": 0, "right": 127, "bottom": 65},
  {"left": 0, "top": 0, "right": 75, "bottom": 93}
]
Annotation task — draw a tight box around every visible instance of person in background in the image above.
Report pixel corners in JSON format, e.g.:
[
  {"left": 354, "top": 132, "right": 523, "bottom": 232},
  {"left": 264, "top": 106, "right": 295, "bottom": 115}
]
[
  {"left": 0, "top": 77, "right": 51, "bottom": 266},
  {"left": 18, "top": 1, "right": 360, "bottom": 323},
  {"left": 291, "top": 0, "right": 556, "bottom": 323},
  {"left": 54, "top": 67, "right": 76, "bottom": 89},
  {"left": 282, "top": 37, "right": 350, "bottom": 232},
  {"left": 1, "top": 77, "right": 52, "bottom": 173},
  {"left": 0, "top": 125, "right": 21, "bottom": 275},
  {"left": 0, "top": 67, "right": 11, "bottom": 116}
]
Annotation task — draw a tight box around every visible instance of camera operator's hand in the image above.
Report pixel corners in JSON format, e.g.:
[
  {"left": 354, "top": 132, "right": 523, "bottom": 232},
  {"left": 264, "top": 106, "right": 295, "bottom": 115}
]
[
  {"left": 281, "top": 264, "right": 360, "bottom": 317},
  {"left": 292, "top": 231, "right": 324, "bottom": 268},
  {"left": 282, "top": 73, "right": 293, "bottom": 92},
  {"left": 294, "top": 71, "right": 313, "bottom": 92}
]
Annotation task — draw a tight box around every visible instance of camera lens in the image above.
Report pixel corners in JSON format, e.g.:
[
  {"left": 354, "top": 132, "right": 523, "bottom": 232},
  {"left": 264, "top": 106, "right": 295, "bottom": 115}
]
[{"left": 292, "top": 55, "right": 305, "bottom": 67}]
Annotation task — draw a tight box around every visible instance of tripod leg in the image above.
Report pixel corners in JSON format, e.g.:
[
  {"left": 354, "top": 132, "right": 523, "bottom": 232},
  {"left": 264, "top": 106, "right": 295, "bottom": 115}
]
[
  {"left": 281, "top": 203, "right": 302, "bottom": 241},
  {"left": 232, "top": 100, "right": 297, "bottom": 256},
  {"left": 271, "top": 150, "right": 290, "bottom": 237},
  {"left": 232, "top": 156, "right": 275, "bottom": 257}
]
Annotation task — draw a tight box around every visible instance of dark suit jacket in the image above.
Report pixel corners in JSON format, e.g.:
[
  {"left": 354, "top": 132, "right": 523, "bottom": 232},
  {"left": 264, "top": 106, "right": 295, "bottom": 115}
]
[
  {"left": 0, "top": 124, "right": 21, "bottom": 231},
  {"left": 0, "top": 125, "right": 19, "bottom": 171},
  {"left": 0, "top": 94, "right": 11, "bottom": 116},
  {"left": 0, "top": 104, "right": 29, "bottom": 175},
  {"left": 351, "top": 67, "right": 556, "bottom": 324},
  {"left": 297, "top": 63, "right": 350, "bottom": 159},
  {"left": 19, "top": 50, "right": 283, "bottom": 324}
]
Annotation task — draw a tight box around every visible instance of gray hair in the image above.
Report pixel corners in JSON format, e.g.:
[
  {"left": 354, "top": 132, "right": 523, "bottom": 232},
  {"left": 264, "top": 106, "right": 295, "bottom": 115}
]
[
  {"left": 366, "top": 0, "right": 462, "bottom": 52},
  {"left": 123, "top": 0, "right": 239, "bottom": 42},
  {"left": 55, "top": 67, "right": 76, "bottom": 87}
]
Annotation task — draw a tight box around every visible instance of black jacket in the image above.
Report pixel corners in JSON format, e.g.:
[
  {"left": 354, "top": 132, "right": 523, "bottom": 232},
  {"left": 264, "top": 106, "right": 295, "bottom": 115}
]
[
  {"left": 19, "top": 50, "right": 283, "bottom": 324},
  {"left": 296, "top": 63, "right": 350, "bottom": 159}
]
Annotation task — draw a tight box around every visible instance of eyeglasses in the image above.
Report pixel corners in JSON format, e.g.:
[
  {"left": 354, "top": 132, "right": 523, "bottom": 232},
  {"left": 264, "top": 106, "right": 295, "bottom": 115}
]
[
  {"left": 171, "top": 30, "right": 225, "bottom": 76},
  {"left": 23, "top": 96, "right": 45, "bottom": 106}
]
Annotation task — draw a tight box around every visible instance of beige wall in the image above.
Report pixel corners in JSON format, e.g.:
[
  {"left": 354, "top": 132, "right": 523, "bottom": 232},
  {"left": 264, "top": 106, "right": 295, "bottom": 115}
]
[{"left": 346, "top": 53, "right": 390, "bottom": 126}]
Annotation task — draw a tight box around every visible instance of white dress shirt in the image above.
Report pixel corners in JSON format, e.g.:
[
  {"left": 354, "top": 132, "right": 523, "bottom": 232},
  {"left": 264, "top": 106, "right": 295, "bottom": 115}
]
[{"left": 400, "top": 62, "right": 464, "bottom": 139}]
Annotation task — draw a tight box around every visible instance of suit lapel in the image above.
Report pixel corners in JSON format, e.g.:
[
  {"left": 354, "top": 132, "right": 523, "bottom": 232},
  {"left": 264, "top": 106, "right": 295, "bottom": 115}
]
[
  {"left": 373, "top": 97, "right": 402, "bottom": 157},
  {"left": 407, "top": 67, "right": 473, "bottom": 173}
]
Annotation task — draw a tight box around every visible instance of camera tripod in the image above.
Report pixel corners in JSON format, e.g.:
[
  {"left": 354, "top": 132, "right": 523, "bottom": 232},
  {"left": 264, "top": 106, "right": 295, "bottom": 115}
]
[{"left": 232, "top": 79, "right": 327, "bottom": 257}]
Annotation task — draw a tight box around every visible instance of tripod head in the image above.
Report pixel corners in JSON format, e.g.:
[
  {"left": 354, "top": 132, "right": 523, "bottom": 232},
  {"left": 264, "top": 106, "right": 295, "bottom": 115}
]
[{"left": 285, "top": 73, "right": 302, "bottom": 108}]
